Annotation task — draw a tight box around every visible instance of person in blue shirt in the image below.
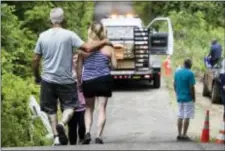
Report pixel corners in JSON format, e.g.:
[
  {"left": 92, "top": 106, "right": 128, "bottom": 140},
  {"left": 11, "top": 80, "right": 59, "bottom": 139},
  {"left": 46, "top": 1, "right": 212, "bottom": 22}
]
[
  {"left": 208, "top": 39, "right": 222, "bottom": 66},
  {"left": 220, "top": 73, "right": 225, "bottom": 119},
  {"left": 174, "top": 59, "right": 196, "bottom": 141}
]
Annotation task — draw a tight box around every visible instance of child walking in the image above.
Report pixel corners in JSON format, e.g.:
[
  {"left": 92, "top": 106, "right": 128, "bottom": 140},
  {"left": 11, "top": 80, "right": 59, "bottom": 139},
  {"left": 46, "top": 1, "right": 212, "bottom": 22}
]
[
  {"left": 67, "top": 54, "right": 86, "bottom": 145},
  {"left": 67, "top": 87, "right": 86, "bottom": 145}
]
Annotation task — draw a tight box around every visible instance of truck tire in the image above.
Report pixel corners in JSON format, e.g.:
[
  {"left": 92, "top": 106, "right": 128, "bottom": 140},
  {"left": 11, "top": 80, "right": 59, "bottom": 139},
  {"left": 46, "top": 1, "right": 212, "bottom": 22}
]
[
  {"left": 211, "top": 82, "right": 220, "bottom": 104},
  {"left": 153, "top": 73, "right": 160, "bottom": 88},
  {"left": 202, "top": 76, "right": 209, "bottom": 97}
]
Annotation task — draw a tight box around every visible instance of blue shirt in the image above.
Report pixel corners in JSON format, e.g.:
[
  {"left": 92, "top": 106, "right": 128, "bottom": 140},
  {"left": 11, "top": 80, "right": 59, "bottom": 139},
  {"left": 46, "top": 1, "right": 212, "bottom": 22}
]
[
  {"left": 34, "top": 28, "right": 84, "bottom": 84},
  {"left": 174, "top": 67, "right": 196, "bottom": 102},
  {"left": 210, "top": 43, "right": 222, "bottom": 60}
]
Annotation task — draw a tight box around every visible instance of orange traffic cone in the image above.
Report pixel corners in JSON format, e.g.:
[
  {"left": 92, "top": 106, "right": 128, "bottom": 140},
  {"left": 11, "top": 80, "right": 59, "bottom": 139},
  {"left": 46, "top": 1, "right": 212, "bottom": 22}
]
[
  {"left": 201, "top": 110, "right": 210, "bottom": 143},
  {"left": 163, "top": 56, "right": 172, "bottom": 76},
  {"left": 215, "top": 118, "right": 225, "bottom": 144}
]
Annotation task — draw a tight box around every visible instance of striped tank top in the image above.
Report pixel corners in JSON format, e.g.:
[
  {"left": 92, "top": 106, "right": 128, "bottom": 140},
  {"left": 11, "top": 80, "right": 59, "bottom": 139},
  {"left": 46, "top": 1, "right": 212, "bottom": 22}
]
[{"left": 82, "top": 51, "right": 110, "bottom": 81}]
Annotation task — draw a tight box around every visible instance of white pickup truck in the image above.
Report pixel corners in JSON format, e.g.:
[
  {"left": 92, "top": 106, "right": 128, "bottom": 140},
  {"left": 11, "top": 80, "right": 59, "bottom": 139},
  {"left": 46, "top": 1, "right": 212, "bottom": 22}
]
[{"left": 101, "top": 14, "right": 174, "bottom": 88}]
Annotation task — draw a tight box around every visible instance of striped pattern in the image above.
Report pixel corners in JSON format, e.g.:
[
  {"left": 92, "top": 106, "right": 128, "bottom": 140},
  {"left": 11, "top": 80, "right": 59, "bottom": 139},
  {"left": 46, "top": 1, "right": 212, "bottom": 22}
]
[
  {"left": 177, "top": 102, "right": 195, "bottom": 119},
  {"left": 82, "top": 51, "right": 110, "bottom": 81}
]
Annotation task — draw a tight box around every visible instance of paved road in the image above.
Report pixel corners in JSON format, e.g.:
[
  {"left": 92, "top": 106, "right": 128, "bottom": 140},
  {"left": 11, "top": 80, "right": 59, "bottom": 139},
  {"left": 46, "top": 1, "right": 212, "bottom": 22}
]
[{"left": 3, "top": 80, "right": 224, "bottom": 150}]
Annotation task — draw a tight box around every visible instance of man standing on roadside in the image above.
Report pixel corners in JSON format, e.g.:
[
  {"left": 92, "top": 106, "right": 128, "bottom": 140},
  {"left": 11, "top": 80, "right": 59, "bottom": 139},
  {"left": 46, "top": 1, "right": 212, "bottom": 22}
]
[
  {"left": 33, "top": 7, "right": 109, "bottom": 146},
  {"left": 208, "top": 39, "right": 222, "bottom": 67},
  {"left": 174, "top": 59, "right": 196, "bottom": 141}
]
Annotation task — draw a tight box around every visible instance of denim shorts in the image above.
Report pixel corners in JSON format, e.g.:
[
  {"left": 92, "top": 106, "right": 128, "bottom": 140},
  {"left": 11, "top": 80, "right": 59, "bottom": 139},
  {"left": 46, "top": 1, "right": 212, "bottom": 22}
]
[{"left": 40, "top": 80, "right": 79, "bottom": 114}]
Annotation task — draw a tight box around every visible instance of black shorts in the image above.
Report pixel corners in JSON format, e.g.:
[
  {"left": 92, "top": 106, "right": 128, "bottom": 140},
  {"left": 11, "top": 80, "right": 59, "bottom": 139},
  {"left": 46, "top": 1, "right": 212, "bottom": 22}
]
[
  {"left": 82, "top": 75, "right": 113, "bottom": 98},
  {"left": 40, "top": 80, "right": 78, "bottom": 114},
  {"left": 221, "top": 93, "right": 225, "bottom": 118}
]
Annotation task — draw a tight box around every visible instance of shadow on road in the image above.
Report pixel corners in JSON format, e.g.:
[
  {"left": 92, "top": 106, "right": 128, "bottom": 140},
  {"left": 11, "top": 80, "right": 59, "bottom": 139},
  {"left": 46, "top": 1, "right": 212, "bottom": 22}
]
[{"left": 112, "top": 80, "right": 154, "bottom": 92}]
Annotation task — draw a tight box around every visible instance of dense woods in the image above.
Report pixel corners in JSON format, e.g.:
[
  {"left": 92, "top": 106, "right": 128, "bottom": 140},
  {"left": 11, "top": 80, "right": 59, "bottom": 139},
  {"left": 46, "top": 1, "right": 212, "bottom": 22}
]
[{"left": 1, "top": 1, "right": 225, "bottom": 147}]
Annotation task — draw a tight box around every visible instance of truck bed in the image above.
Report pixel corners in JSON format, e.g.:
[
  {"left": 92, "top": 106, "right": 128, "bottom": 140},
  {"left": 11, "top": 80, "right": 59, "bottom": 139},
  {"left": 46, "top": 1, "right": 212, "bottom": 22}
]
[{"left": 117, "top": 60, "right": 135, "bottom": 69}]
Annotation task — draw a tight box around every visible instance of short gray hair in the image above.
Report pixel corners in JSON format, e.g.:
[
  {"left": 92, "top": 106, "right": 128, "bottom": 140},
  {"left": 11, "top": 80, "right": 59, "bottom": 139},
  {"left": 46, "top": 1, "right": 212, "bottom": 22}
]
[{"left": 50, "top": 7, "right": 64, "bottom": 24}]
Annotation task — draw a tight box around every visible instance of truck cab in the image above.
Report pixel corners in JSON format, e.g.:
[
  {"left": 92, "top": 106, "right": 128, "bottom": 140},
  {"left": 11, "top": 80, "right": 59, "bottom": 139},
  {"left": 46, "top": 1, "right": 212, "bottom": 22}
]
[{"left": 101, "top": 14, "right": 174, "bottom": 88}]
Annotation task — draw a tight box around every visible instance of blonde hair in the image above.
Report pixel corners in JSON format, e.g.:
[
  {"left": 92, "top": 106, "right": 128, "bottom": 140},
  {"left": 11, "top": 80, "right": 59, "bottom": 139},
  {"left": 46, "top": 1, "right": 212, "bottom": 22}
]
[{"left": 88, "top": 23, "right": 107, "bottom": 41}]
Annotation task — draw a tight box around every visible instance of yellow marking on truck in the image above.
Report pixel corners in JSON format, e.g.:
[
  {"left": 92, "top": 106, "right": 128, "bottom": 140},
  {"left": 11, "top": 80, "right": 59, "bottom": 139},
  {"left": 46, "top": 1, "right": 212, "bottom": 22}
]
[{"left": 133, "top": 76, "right": 141, "bottom": 79}]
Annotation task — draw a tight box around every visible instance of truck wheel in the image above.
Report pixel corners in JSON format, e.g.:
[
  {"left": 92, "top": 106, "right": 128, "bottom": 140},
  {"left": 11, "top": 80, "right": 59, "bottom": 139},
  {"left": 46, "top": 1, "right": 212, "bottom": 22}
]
[
  {"left": 202, "top": 77, "right": 209, "bottom": 97},
  {"left": 211, "top": 82, "right": 220, "bottom": 104},
  {"left": 153, "top": 73, "right": 160, "bottom": 88}
]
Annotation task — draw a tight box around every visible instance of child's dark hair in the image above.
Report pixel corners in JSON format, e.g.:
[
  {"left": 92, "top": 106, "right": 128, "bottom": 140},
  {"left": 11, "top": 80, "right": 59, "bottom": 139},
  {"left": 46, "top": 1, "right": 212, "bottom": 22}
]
[{"left": 184, "top": 58, "right": 192, "bottom": 69}]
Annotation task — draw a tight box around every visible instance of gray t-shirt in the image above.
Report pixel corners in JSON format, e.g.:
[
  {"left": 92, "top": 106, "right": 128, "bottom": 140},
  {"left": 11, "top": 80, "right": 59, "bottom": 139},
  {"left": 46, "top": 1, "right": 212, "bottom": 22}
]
[{"left": 34, "top": 28, "right": 84, "bottom": 84}]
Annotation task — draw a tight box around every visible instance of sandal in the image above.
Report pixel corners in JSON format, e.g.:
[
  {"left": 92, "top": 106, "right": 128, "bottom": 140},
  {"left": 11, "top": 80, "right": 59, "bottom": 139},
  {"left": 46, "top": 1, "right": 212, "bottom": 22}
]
[{"left": 182, "top": 135, "right": 191, "bottom": 141}]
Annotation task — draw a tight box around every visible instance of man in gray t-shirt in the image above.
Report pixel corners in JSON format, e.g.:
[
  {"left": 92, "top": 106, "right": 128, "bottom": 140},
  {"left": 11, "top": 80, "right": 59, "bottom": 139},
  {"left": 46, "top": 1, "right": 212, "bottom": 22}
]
[
  {"left": 33, "top": 7, "right": 108, "bottom": 146},
  {"left": 34, "top": 26, "right": 84, "bottom": 84}
]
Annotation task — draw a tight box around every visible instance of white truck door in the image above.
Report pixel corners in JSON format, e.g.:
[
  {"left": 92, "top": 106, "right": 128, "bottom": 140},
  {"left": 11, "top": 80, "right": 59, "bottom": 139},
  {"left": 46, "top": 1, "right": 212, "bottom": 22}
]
[{"left": 146, "top": 17, "right": 174, "bottom": 55}]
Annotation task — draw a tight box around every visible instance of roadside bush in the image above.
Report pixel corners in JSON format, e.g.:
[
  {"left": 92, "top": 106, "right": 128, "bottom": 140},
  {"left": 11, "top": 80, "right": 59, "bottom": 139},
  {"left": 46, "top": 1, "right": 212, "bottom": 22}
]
[{"left": 1, "top": 73, "right": 50, "bottom": 147}]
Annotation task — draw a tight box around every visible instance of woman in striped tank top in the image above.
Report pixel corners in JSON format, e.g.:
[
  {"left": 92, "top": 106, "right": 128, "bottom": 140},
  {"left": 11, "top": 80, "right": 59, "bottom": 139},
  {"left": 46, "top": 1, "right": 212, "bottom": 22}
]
[{"left": 77, "top": 22, "right": 117, "bottom": 144}]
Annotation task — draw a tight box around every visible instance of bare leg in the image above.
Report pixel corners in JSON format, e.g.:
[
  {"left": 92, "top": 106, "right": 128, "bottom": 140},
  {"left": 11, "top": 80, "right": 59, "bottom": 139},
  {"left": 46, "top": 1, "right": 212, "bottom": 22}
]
[
  {"left": 84, "top": 97, "right": 95, "bottom": 134},
  {"left": 56, "top": 108, "right": 74, "bottom": 145},
  {"left": 48, "top": 114, "right": 58, "bottom": 136},
  {"left": 96, "top": 97, "right": 108, "bottom": 138},
  {"left": 177, "top": 118, "right": 183, "bottom": 137},
  {"left": 183, "top": 118, "right": 190, "bottom": 137},
  {"left": 61, "top": 108, "right": 74, "bottom": 125},
  {"left": 48, "top": 114, "right": 61, "bottom": 145}
]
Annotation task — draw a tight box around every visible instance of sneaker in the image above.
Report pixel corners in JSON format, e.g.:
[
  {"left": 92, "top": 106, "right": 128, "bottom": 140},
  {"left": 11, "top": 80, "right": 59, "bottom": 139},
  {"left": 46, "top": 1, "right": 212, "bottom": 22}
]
[
  {"left": 176, "top": 135, "right": 183, "bottom": 141},
  {"left": 52, "top": 136, "right": 60, "bottom": 146},
  {"left": 95, "top": 138, "right": 104, "bottom": 144},
  {"left": 82, "top": 133, "right": 91, "bottom": 144},
  {"left": 78, "top": 139, "right": 84, "bottom": 145},
  {"left": 56, "top": 123, "right": 68, "bottom": 145}
]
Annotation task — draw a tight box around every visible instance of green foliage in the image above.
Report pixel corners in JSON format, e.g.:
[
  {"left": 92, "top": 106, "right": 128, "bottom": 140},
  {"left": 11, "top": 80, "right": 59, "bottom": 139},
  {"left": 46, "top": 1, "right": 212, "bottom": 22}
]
[
  {"left": 1, "top": 4, "right": 34, "bottom": 78},
  {"left": 23, "top": 4, "right": 53, "bottom": 34},
  {"left": 133, "top": 1, "right": 225, "bottom": 28},
  {"left": 1, "top": 72, "right": 49, "bottom": 147},
  {"left": 167, "top": 11, "right": 224, "bottom": 76},
  {"left": 1, "top": 2, "right": 94, "bottom": 147}
]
